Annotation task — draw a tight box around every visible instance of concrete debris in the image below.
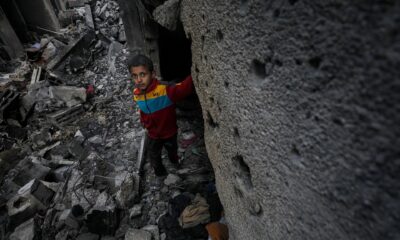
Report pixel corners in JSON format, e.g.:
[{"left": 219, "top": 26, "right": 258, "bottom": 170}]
[
  {"left": 48, "top": 104, "right": 85, "bottom": 126},
  {"left": 46, "top": 30, "right": 95, "bottom": 71},
  {"left": 12, "top": 160, "right": 51, "bottom": 186},
  {"left": 38, "top": 141, "right": 61, "bottom": 157},
  {"left": 88, "top": 135, "right": 102, "bottom": 144},
  {"left": 107, "top": 41, "right": 123, "bottom": 74},
  {"left": 49, "top": 86, "right": 87, "bottom": 107},
  {"left": 85, "top": 5, "right": 95, "bottom": 29},
  {"left": 9, "top": 218, "right": 39, "bottom": 240},
  {"left": 129, "top": 204, "right": 142, "bottom": 218},
  {"left": 153, "top": 0, "right": 181, "bottom": 31},
  {"left": 0, "top": 148, "right": 26, "bottom": 180},
  {"left": 86, "top": 206, "right": 118, "bottom": 235},
  {"left": 74, "top": 130, "right": 85, "bottom": 142},
  {"left": 7, "top": 179, "right": 54, "bottom": 228},
  {"left": 115, "top": 172, "right": 138, "bottom": 208},
  {"left": 164, "top": 174, "right": 182, "bottom": 186},
  {"left": 141, "top": 225, "right": 159, "bottom": 240},
  {"left": 56, "top": 209, "right": 80, "bottom": 229},
  {"left": 42, "top": 42, "right": 57, "bottom": 62},
  {"left": 125, "top": 228, "right": 152, "bottom": 240}
]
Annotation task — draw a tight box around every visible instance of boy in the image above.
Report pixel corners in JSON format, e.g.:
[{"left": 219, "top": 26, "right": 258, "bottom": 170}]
[{"left": 128, "top": 54, "right": 193, "bottom": 177}]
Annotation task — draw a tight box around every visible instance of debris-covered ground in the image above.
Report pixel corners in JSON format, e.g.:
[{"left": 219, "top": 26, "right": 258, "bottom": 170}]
[{"left": 0, "top": 1, "right": 224, "bottom": 239}]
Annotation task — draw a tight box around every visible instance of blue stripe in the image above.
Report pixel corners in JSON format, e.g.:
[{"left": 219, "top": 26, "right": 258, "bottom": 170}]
[{"left": 137, "top": 95, "right": 173, "bottom": 114}]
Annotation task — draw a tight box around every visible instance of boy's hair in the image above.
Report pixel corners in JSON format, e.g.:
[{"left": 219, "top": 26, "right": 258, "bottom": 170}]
[{"left": 127, "top": 54, "right": 154, "bottom": 72}]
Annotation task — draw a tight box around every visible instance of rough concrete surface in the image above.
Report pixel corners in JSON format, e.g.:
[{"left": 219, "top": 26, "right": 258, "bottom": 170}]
[{"left": 180, "top": 1, "right": 400, "bottom": 239}]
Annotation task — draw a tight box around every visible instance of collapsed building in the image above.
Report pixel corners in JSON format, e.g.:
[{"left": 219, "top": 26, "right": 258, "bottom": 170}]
[{"left": 1, "top": 0, "right": 400, "bottom": 240}]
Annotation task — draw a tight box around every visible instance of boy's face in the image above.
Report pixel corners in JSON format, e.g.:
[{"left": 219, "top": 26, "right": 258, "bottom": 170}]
[{"left": 130, "top": 65, "right": 155, "bottom": 91}]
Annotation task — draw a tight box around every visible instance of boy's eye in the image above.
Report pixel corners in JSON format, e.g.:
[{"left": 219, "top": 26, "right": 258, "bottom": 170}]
[{"left": 131, "top": 72, "right": 147, "bottom": 80}]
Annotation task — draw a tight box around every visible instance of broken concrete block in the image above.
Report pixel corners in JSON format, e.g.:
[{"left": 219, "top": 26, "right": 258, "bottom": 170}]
[
  {"left": 115, "top": 172, "right": 139, "bottom": 209},
  {"left": 129, "top": 204, "right": 142, "bottom": 218},
  {"left": 12, "top": 160, "right": 51, "bottom": 187},
  {"left": 70, "top": 188, "right": 99, "bottom": 213},
  {"left": 84, "top": 4, "right": 95, "bottom": 29},
  {"left": 88, "top": 135, "right": 102, "bottom": 144},
  {"left": 9, "top": 218, "right": 38, "bottom": 240},
  {"left": 7, "top": 179, "right": 54, "bottom": 229},
  {"left": 125, "top": 229, "right": 152, "bottom": 240},
  {"left": 164, "top": 174, "right": 182, "bottom": 186},
  {"left": 86, "top": 206, "right": 118, "bottom": 235},
  {"left": 153, "top": 0, "right": 181, "bottom": 31},
  {"left": 49, "top": 86, "right": 87, "bottom": 107},
  {"left": 53, "top": 166, "right": 70, "bottom": 182},
  {"left": 38, "top": 141, "right": 61, "bottom": 157},
  {"left": 57, "top": 209, "right": 79, "bottom": 229},
  {"left": 142, "top": 225, "right": 159, "bottom": 240},
  {"left": 42, "top": 42, "right": 57, "bottom": 62}
]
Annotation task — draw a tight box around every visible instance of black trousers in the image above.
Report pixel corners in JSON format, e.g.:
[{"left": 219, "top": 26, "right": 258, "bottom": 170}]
[{"left": 146, "top": 133, "right": 179, "bottom": 176}]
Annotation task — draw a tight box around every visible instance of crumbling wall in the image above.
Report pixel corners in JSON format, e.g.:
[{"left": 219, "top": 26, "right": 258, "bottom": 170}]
[{"left": 180, "top": 1, "right": 400, "bottom": 239}]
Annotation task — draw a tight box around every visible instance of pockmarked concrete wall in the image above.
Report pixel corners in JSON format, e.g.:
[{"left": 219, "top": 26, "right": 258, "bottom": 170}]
[{"left": 180, "top": 1, "right": 400, "bottom": 239}]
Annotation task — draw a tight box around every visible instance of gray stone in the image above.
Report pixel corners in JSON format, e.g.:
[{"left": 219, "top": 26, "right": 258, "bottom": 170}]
[
  {"left": 115, "top": 172, "right": 139, "bottom": 209},
  {"left": 9, "top": 218, "right": 37, "bottom": 240},
  {"left": 141, "top": 225, "right": 159, "bottom": 240},
  {"left": 57, "top": 209, "right": 79, "bottom": 229},
  {"left": 49, "top": 86, "right": 87, "bottom": 107},
  {"left": 88, "top": 135, "right": 102, "bottom": 144},
  {"left": 124, "top": 229, "right": 152, "bottom": 240},
  {"left": 129, "top": 204, "right": 142, "bottom": 218},
  {"left": 163, "top": 174, "right": 182, "bottom": 186},
  {"left": 153, "top": 0, "right": 180, "bottom": 31}
]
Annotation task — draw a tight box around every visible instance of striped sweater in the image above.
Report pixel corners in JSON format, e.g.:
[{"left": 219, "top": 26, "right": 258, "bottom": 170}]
[{"left": 133, "top": 76, "right": 193, "bottom": 139}]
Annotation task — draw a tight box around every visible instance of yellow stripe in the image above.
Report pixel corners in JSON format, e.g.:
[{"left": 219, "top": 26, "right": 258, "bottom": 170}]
[{"left": 134, "top": 85, "right": 168, "bottom": 101}]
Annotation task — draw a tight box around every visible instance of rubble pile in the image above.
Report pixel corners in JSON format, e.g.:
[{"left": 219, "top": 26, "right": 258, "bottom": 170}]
[
  {"left": 93, "top": 0, "right": 126, "bottom": 42},
  {"left": 0, "top": 1, "right": 223, "bottom": 240}
]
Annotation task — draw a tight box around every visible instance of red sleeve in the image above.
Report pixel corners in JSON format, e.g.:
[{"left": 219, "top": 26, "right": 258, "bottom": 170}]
[{"left": 166, "top": 75, "right": 193, "bottom": 102}]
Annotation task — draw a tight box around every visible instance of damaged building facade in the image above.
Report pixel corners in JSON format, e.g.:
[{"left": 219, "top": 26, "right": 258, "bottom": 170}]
[{"left": 1, "top": 0, "right": 400, "bottom": 240}]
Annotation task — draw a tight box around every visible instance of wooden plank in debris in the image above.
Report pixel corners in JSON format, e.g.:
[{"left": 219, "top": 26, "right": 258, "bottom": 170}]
[
  {"left": 47, "top": 104, "right": 84, "bottom": 127},
  {"left": 84, "top": 4, "right": 95, "bottom": 29},
  {"left": 30, "top": 68, "right": 38, "bottom": 84}
]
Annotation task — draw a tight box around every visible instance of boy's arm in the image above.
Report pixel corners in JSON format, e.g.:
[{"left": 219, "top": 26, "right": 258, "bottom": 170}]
[{"left": 166, "top": 75, "right": 193, "bottom": 102}]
